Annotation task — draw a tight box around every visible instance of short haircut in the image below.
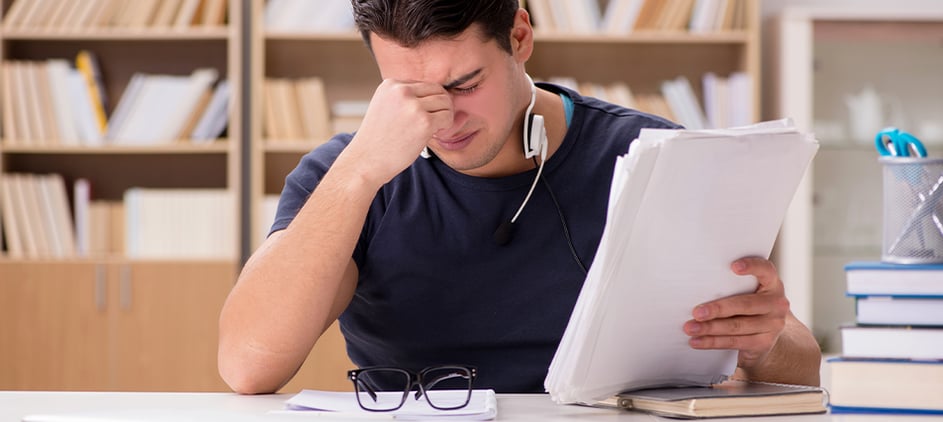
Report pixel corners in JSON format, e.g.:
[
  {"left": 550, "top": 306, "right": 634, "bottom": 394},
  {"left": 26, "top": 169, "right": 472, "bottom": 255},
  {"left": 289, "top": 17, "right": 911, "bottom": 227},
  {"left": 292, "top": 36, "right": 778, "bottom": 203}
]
[{"left": 351, "top": 0, "right": 519, "bottom": 54}]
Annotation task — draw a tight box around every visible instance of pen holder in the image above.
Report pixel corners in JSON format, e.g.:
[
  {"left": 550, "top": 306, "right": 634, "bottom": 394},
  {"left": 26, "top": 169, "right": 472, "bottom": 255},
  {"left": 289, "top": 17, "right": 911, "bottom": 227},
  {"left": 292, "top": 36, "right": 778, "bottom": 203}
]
[{"left": 881, "top": 157, "right": 943, "bottom": 264}]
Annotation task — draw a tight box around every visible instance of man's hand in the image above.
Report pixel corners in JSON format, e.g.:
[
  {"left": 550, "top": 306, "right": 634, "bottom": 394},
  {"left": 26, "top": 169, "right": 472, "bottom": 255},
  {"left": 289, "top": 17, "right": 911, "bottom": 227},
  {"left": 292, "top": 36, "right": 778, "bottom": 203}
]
[
  {"left": 682, "top": 257, "right": 790, "bottom": 371},
  {"left": 345, "top": 79, "right": 454, "bottom": 188}
]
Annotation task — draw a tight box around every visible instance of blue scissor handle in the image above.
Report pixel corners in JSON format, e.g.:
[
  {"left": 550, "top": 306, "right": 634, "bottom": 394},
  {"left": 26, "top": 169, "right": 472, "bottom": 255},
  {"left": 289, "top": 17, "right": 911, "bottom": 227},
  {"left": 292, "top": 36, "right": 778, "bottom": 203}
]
[{"left": 875, "top": 127, "right": 928, "bottom": 157}]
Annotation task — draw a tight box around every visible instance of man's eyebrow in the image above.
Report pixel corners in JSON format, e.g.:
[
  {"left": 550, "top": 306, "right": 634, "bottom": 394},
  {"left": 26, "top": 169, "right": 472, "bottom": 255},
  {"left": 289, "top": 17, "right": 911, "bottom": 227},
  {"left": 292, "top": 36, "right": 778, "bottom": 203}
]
[{"left": 442, "top": 69, "right": 482, "bottom": 90}]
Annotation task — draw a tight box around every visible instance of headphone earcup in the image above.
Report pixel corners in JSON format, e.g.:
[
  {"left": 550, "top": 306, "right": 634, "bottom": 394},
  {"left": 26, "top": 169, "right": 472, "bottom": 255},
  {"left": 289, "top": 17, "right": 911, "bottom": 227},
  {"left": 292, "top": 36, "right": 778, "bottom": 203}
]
[{"left": 528, "top": 114, "right": 546, "bottom": 158}]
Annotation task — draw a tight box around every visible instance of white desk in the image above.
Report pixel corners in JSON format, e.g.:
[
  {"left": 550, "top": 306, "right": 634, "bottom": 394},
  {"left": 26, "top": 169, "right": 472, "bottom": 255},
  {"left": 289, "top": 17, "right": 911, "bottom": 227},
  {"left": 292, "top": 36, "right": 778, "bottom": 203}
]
[{"left": 0, "top": 391, "right": 938, "bottom": 421}]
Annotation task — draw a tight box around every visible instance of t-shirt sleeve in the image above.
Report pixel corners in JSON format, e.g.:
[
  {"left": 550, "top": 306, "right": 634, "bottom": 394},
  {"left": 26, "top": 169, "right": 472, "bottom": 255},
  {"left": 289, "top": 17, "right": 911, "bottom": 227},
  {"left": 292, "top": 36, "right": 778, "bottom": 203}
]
[{"left": 269, "top": 134, "right": 353, "bottom": 236}]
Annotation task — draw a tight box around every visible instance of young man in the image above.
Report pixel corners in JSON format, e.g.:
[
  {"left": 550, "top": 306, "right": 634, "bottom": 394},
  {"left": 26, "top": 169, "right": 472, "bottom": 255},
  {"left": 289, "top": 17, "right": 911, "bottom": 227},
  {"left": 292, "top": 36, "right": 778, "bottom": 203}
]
[{"left": 219, "top": 0, "right": 821, "bottom": 394}]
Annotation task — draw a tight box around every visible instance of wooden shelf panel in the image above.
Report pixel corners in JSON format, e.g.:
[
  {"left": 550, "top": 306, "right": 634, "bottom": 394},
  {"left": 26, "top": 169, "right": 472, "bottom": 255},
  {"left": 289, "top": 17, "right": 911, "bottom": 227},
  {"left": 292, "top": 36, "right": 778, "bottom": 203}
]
[
  {"left": 0, "top": 257, "right": 236, "bottom": 265},
  {"left": 1, "top": 143, "right": 231, "bottom": 154},
  {"left": 263, "top": 141, "right": 324, "bottom": 153},
  {"left": 4, "top": 153, "right": 230, "bottom": 200},
  {"left": 0, "top": 28, "right": 230, "bottom": 40},
  {"left": 263, "top": 30, "right": 752, "bottom": 44}
]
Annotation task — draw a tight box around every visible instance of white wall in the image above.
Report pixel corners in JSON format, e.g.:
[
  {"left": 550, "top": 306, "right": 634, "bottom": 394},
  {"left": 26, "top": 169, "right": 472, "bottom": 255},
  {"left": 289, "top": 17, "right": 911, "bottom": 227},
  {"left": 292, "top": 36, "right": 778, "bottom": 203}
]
[
  {"left": 762, "top": 0, "right": 943, "bottom": 352},
  {"left": 762, "top": 0, "right": 943, "bottom": 17}
]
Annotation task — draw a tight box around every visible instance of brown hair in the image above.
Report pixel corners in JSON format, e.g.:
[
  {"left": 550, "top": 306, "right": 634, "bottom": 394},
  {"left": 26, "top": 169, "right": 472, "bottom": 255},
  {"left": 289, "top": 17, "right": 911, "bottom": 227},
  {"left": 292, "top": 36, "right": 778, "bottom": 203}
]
[{"left": 351, "top": 0, "right": 519, "bottom": 54}]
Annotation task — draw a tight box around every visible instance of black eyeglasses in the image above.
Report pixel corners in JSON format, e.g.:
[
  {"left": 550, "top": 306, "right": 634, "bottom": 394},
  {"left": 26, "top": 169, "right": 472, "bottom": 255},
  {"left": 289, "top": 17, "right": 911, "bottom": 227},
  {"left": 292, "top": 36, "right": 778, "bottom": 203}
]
[{"left": 347, "top": 365, "right": 477, "bottom": 412}]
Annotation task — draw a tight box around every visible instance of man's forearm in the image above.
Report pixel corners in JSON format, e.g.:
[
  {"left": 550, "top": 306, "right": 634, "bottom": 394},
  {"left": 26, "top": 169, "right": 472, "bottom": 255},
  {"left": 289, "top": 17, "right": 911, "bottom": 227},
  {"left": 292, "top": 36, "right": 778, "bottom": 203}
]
[{"left": 218, "top": 154, "right": 379, "bottom": 394}]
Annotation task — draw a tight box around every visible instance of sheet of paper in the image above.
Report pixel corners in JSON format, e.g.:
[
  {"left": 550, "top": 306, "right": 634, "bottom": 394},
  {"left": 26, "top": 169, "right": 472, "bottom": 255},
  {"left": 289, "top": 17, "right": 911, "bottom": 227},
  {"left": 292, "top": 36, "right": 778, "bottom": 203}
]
[
  {"left": 545, "top": 120, "right": 819, "bottom": 404},
  {"left": 280, "top": 389, "right": 497, "bottom": 420}
]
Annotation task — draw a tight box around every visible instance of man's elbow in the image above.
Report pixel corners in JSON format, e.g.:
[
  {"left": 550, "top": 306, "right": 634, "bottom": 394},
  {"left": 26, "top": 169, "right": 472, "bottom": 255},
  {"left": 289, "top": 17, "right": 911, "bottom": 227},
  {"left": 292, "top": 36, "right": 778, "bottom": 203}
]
[{"left": 218, "top": 351, "right": 285, "bottom": 395}]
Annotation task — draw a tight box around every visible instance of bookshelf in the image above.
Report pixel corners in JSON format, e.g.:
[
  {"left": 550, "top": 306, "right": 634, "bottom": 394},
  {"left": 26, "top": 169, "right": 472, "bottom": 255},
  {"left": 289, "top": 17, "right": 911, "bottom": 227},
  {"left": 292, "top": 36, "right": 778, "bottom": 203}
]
[
  {"left": 766, "top": 6, "right": 943, "bottom": 353},
  {"left": 0, "top": 0, "right": 242, "bottom": 391},
  {"left": 251, "top": 0, "right": 760, "bottom": 249},
  {"left": 0, "top": 0, "right": 761, "bottom": 392},
  {"left": 250, "top": 0, "right": 759, "bottom": 391}
]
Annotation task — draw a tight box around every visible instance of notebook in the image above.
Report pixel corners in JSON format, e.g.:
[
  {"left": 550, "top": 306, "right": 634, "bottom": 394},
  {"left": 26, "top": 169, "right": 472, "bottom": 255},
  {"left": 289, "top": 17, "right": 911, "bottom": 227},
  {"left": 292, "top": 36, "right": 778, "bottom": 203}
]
[{"left": 612, "top": 380, "right": 827, "bottom": 419}]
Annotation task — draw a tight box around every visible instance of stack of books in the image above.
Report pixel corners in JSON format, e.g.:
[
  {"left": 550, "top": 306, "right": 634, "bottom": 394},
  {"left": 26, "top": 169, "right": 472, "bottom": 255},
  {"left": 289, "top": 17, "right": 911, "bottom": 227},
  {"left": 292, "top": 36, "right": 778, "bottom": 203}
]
[{"left": 828, "top": 261, "right": 943, "bottom": 415}]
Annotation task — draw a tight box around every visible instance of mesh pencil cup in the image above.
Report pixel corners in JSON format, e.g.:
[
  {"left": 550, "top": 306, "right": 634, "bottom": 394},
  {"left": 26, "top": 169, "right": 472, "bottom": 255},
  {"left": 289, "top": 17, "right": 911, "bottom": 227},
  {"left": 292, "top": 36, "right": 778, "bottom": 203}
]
[{"left": 881, "top": 157, "right": 943, "bottom": 264}]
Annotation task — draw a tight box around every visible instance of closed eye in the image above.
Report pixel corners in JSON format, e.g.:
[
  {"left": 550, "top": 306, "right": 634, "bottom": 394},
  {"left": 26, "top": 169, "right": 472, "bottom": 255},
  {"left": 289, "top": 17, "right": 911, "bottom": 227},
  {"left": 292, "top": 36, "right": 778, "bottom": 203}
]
[{"left": 450, "top": 84, "right": 479, "bottom": 95}]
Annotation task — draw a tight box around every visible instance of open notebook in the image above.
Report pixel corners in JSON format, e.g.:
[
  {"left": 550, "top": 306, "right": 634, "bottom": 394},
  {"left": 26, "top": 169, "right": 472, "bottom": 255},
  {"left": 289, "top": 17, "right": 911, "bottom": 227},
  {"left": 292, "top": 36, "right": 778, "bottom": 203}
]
[{"left": 545, "top": 120, "right": 819, "bottom": 404}]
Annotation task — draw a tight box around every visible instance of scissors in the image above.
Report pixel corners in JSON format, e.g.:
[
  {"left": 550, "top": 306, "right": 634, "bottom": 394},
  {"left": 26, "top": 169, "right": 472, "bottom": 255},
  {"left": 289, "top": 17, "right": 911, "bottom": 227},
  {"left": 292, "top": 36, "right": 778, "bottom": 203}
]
[{"left": 875, "top": 127, "right": 928, "bottom": 157}]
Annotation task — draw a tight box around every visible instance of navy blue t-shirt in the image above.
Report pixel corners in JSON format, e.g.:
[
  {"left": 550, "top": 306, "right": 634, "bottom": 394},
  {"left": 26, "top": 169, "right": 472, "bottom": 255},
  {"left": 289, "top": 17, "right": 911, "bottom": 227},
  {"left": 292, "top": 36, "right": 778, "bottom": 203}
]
[{"left": 271, "top": 83, "right": 679, "bottom": 392}]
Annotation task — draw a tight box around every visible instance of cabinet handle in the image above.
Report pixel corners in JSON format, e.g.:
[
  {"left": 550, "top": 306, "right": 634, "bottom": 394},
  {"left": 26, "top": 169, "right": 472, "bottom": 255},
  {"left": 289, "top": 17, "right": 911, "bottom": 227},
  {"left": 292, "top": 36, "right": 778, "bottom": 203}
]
[
  {"left": 120, "top": 265, "right": 132, "bottom": 310},
  {"left": 95, "top": 264, "right": 106, "bottom": 311}
]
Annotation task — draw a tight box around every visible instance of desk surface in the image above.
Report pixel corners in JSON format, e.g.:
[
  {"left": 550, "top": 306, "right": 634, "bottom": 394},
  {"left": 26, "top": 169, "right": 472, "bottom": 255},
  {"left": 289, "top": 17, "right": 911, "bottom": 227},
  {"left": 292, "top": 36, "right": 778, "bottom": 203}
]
[{"left": 0, "top": 391, "right": 938, "bottom": 421}]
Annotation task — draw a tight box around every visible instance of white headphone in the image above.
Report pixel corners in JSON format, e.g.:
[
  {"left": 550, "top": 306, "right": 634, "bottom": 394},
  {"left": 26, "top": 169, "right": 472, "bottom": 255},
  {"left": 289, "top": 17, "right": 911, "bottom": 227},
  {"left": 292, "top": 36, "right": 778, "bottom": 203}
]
[
  {"left": 522, "top": 73, "right": 548, "bottom": 161},
  {"left": 502, "top": 74, "right": 547, "bottom": 237}
]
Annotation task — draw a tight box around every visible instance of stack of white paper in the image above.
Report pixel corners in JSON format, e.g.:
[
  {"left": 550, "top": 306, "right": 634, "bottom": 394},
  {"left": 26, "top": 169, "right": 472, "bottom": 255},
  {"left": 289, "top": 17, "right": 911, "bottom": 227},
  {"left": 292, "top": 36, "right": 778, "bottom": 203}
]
[{"left": 545, "top": 119, "right": 819, "bottom": 404}]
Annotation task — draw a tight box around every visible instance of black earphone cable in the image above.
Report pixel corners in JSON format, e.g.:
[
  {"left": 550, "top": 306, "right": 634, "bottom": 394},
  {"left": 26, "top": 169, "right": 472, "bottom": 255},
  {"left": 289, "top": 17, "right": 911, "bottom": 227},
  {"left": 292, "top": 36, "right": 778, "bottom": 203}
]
[{"left": 534, "top": 157, "right": 588, "bottom": 276}]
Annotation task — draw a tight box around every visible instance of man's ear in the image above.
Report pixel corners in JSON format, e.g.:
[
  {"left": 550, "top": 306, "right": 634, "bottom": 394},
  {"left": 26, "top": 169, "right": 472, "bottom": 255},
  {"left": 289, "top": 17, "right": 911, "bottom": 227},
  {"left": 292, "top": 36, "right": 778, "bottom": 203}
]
[{"left": 510, "top": 8, "right": 534, "bottom": 63}]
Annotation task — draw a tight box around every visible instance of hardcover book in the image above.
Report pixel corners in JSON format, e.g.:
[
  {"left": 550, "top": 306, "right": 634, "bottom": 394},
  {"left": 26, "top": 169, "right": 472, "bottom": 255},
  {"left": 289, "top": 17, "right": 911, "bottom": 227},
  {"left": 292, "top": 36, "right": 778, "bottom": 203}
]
[{"left": 613, "top": 380, "right": 827, "bottom": 419}]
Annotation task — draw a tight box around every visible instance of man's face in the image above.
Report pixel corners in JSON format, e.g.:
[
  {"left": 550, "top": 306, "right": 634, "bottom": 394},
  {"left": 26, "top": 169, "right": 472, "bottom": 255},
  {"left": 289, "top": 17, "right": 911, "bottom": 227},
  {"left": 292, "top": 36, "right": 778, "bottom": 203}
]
[{"left": 370, "top": 25, "right": 528, "bottom": 178}]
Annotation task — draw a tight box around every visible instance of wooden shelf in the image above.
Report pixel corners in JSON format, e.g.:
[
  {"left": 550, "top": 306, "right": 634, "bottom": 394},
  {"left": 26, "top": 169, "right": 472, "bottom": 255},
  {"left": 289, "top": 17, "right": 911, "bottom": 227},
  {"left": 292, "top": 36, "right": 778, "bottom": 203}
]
[
  {"left": 263, "top": 30, "right": 752, "bottom": 44},
  {"left": 0, "top": 27, "right": 230, "bottom": 40},
  {"left": 1, "top": 142, "right": 231, "bottom": 154},
  {"left": 263, "top": 140, "right": 325, "bottom": 153},
  {"left": 0, "top": 256, "right": 235, "bottom": 264}
]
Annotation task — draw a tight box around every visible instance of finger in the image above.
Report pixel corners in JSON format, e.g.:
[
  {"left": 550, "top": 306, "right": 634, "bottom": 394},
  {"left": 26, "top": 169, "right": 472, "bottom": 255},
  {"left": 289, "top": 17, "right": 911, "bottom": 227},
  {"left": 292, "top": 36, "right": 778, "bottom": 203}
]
[
  {"left": 731, "top": 256, "right": 781, "bottom": 293},
  {"left": 693, "top": 291, "right": 789, "bottom": 321},
  {"left": 688, "top": 331, "right": 777, "bottom": 352},
  {"left": 417, "top": 92, "right": 453, "bottom": 114},
  {"left": 683, "top": 315, "right": 782, "bottom": 337},
  {"left": 403, "top": 81, "right": 448, "bottom": 98}
]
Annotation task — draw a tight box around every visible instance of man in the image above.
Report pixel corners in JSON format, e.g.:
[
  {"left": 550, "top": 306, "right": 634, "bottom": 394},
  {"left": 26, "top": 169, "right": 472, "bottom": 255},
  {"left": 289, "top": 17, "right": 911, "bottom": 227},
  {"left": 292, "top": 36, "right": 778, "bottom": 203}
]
[{"left": 218, "top": 0, "right": 821, "bottom": 394}]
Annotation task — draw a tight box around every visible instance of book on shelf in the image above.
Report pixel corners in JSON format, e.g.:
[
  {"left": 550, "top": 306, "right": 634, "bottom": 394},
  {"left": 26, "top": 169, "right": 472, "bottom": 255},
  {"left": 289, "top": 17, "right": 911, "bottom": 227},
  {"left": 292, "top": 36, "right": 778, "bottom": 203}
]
[
  {"left": 107, "top": 68, "right": 220, "bottom": 145},
  {"left": 264, "top": 0, "right": 353, "bottom": 33},
  {"left": 0, "top": 175, "right": 25, "bottom": 258},
  {"left": 151, "top": 0, "right": 184, "bottom": 27},
  {"left": 200, "top": 0, "right": 228, "bottom": 27},
  {"left": 528, "top": 0, "right": 749, "bottom": 35},
  {"left": 0, "top": 173, "right": 77, "bottom": 259},
  {"left": 190, "top": 80, "right": 231, "bottom": 142},
  {"left": 526, "top": 0, "right": 556, "bottom": 33},
  {"left": 660, "top": 76, "right": 708, "bottom": 130},
  {"left": 828, "top": 358, "right": 943, "bottom": 415},
  {"left": 1, "top": 57, "right": 113, "bottom": 146},
  {"left": 295, "top": 77, "right": 333, "bottom": 142},
  {"left": 173, "top": 0, "right": 204, "bottom": 28},
  {"left": 840, "top": 325, "right": 943, "bottom": 361},
  {"left": 69, "top": 179, "right": 125, "bottom": 258},
  {"left": 75, "top": 50, "right": 108, "bottom": 134},
  {"left": 1, "top": 0, "right": 227, "bottom": 30},
  {"left": 853, "top": 295, "right": 943, "bottom": 326},
  {"left": 124, "top": 188, "right": 235, "bottom": 259},
  {"left": 263, "top": 76, "right": 349, "bottom": 142},
  {"left": 600, "top": 0, "right": 645, "bottom": 34},
  {"left": 544, "top": 120, "right": 818, "bottom": 404},
  {"left": 845, "top": 260, "right": 943, "bottom": 296},
  {"left": 610, "top": 380, "right": 826, "bottom": 419}
]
